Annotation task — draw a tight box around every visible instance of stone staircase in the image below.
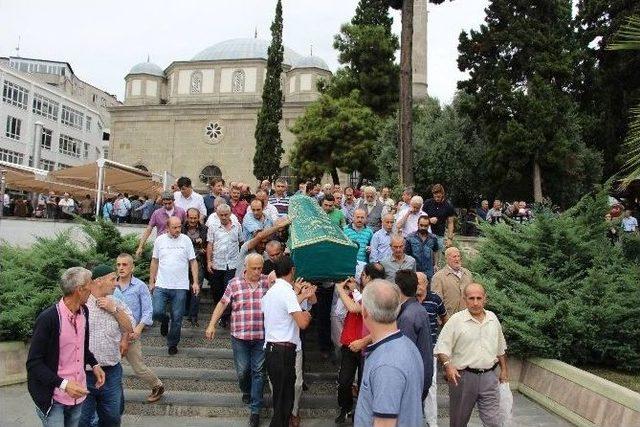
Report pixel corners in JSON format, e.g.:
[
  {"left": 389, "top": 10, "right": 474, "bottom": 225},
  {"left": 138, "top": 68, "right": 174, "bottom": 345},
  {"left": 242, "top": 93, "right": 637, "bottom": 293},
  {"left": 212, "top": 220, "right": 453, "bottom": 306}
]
[{"left": 122, "top": 297, "right": 450, "bottom": 425}]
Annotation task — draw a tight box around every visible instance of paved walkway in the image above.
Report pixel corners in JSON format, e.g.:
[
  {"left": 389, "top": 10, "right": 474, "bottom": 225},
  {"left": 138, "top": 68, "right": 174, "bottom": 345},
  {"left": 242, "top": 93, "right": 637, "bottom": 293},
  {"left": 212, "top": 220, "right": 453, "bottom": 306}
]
[{"left": 1, "top": 382, "right": 573, "bottom": 426}]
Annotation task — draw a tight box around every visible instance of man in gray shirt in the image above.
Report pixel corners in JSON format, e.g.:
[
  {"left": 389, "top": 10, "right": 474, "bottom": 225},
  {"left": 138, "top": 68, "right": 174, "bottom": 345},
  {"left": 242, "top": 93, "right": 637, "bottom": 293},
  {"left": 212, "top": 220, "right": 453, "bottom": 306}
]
[
  {"left": 381, "top": 234, "right": 416, "bottom": 281},
  {"left": 355, "top": 279, "right": 423, "bottom": 427}
]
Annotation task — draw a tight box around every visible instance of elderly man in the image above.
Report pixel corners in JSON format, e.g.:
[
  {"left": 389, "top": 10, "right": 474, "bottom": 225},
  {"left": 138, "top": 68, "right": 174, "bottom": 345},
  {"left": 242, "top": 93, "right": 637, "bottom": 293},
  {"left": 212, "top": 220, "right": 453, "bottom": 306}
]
[
  {"left": 486, "top": 200, "right": 503, "bottom": 224},
  {"left": 183, "top": 208, "right": 209, "bottom": 326},
  {"left": 243, "top": 198, "right": 273, "bottom": 241},
  {"left": 150, "top": 216, "right": 199, "bottom": 355},
  {"left": 406, "top": 214, "right": 440, "bottom": 280},
  {"left": 431, "top": 247, "right": 473, "bottom": 317},
  {"left": 206, "top": 203, "right": 243, "bottom": 328},
  {"left": 354, "top": 279, "right": 424, "bottom": 426},
  {"left": 369, "top": 213, "right": 394, "bottom": 263},
  {"left": 27, "top": 267, "right": 105, "bottom": 427},
  {"left": 79, "top": 265, "right": 134, "bottom": 426},
  {"left": 394, "top": 270, "right": 433, "bottom": 401},
  {"left": 357, "top": 186, "right": 384, "bottom": 232},
  {"left": 322, "top": 194, "right": 346, "bottom": 228},
  {"left": 396, "top": 195, "right": 427, "bottom": 237},
  {"left": 476, "top": 200, "right": 489, "bottom": 222},
  {"left": 268, "top": 178, "right": 290, "bottom": 218},
  {"left": 343, "top": 209, "right": 373, "bottom": 263},
  {"left": 262, "top": 256, "right": 315, "bottom": 427},
  {"left": 379, "top": 186, "right": 395, "bottom": 214},
  {"left": 205, "top": 254, "right": 271, "bottom": 427},
  {"left": 173, "top": 176, "right": 207, "bottom": 219},
  {"left": 381, "top": 234, "right": 416, "bottom": 281},
  {"left": 341, "top": 187, "right": 358, "bottom": 225},
  {"left": 58, "top": 192, "right": 76, "bottom": 220},
  {"left": 435, "top": 283, "right": 508, "bottom": 427},
  {"left": 135, "top": 191, "right": 187, "bottom": 258},
  {"left": 115, "top": 253, "right": 164, "bottom": 403}
]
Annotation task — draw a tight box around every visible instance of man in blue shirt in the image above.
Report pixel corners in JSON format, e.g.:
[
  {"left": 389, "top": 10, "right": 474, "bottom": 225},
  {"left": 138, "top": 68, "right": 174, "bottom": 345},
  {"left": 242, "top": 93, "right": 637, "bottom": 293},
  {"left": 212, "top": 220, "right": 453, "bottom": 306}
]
[
  {"left": 405, "top": 215, "right": 439, "bottom": 280},
  {"left": 115, "top": 253, "right": 164, "bottom": 403},
  {"left": 355, "top": 279, "right": 424, "bottom": 426}
]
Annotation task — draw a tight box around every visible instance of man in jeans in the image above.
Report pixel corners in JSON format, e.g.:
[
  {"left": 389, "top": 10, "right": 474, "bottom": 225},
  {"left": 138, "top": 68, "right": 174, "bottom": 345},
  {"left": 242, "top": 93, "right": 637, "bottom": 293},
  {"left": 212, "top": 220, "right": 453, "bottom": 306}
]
[
  {"left": 204, "top": 254, "right": 270, "bottom": 427},
  {"left": 115, "top": 253, "right": 165, "bottom": 403},
  {"left": 150, "top": 216, "right": 200, "bottom": 355}
]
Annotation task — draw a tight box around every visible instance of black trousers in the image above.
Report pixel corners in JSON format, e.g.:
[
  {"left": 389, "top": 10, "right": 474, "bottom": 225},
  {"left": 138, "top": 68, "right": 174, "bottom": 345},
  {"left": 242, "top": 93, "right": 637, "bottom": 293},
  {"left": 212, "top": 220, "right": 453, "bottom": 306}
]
[
  {"left": 337, "top": 345, "right": 362, "bottom": 411},
  {"left": 210, "top": 268, "right": 236, "bottom": 322},
  {"left": 314, "top": 284, "right": 334, "bottom": 352},
  {"left": 265, "top": 343, "right": 296, "bottom": 427}
]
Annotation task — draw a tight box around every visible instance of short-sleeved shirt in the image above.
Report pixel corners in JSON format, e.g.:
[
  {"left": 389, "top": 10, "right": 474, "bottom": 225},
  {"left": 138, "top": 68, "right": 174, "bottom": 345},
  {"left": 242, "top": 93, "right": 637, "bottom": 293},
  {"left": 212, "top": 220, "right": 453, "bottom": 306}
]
[
  {"left": 434, "top": 308, "right": 507, "bottom": 370},
  {"left": 173, "top": 190, "right": 207, "bottom": 219},
  {"left": 268, "top": 195, "right": 290, "bottom": 217},
  {"left": 343, "top": 225, "right": 374, "bottom": 262},
  {"left": 622, "top": 216, "right": 638, "bottom": 232},
  {"left": 355, "top": 331, "right": 424, "bottom": 426},
  {"left": 422, "top": 198, "right": 456, "bottom": 237},
  {"left": 221, "top": 275, "right": 270, "bottom": 341},
  {"left": 380, "top": 255, "right": 416, "bottom": 282},
  {"left": 242, "top": 213, "right": 273, "bottom": 241},
  {"left": 420, "top": 291, "right": 446, "bottom": 344},
  {"left": 86, "top": 294, "right": 134, "bottom": 367},
  {"left": 152, "top": 233, "right": 196, "bottom": 289},
  {"left": 149, "top": 207, "right": 187, "bottom": 235},
  {"left": 262, "top": 278, "right": 302, "bottom": 350},
  {"left": 206, "top": 222, "right": 243, "bottom": 270}
]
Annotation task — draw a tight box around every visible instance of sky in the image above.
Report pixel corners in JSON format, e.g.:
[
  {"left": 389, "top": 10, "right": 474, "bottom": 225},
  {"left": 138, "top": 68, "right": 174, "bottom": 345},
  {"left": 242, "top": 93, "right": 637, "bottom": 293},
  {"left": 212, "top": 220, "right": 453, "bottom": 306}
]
[{"left": 0, "top": 0, "right": 489, "bottom": 104}]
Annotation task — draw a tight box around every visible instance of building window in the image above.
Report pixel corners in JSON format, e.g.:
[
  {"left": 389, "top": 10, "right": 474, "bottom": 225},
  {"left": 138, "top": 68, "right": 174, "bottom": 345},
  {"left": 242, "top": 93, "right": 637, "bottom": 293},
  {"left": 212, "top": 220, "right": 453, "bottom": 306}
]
[
  {"left": 33, "top": 94, "right": 59, "bottom": 121},
  {"left": 205, "top": 121, "right": 223, "bottom": 143},
  {"left": 199, "top": 165, "right": 222, "bottom": 185},
  {"left": 61, "top": 105, "right": 84, "bottom": 129},
  {"left": 86, "top": 116, "right": 92, "bottom": 132},
  {"left": 41, "top": 128, "right": 53, "bottom": 150},
  {"left": 92, "top": 94, "right": 98, "bottom": 103},
  {"left": 279, "top": 165, "right": 294, "bottom": 186},
  {"left": 0, "top": 148, "right": 24, "bottom": 164},
  {"left": 58, "top": 134, "right": 82, "bottom": 158},
  {"left": 40, "top": 159, "right": 55, "bottom": 171},
  {"left": 57, "top": 163, "right": 71, "bottom": 170},
  {"left": 232, "top": 70, "right": 245, "bottom": 93},
  {"left": 5, "top": 116, "right": 21, "bottom": 140},
  {"left": 190, "top": 71, "right": 203, "bottom": 94},
  {"left": 2, "top": 80, "right": 29, "bottom": 109},
  {"left": 83, "top": 143, "right": 90, "bottom": 159},
  {"left": 102, "top": 148, "right": 109, "bottom": 159}
]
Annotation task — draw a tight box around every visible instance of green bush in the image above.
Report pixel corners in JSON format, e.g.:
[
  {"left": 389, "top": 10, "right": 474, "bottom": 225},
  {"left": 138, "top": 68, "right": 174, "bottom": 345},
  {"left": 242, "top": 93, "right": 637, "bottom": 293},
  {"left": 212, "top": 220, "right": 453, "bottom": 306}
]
[
  {"left": 470, "top": 188, "right": 640, "bottom": 371},
  {"left": 0, "top": 220, "right": 151, "bottom": 341}
]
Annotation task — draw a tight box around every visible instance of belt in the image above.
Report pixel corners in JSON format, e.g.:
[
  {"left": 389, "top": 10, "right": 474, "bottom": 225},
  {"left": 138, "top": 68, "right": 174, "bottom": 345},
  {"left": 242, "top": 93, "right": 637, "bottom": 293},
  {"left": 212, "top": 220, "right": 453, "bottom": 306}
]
[
  {"left": 266, "top": 341, "right": 296, "bottom": 349},
  {"left": 463, "top": 363, "right": 498, "bottom": 374}
]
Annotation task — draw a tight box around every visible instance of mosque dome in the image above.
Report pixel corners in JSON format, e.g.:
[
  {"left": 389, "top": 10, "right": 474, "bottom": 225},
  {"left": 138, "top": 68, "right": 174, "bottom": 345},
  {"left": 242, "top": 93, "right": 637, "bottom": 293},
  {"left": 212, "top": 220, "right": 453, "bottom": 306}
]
[
  {"left": 191, "top": 38, "right": 305, "bottom": 66},
  {"left": 128, "top": 61, "right": 164, "bottom": 77},
  {"left": 292, "top": 55, "right": 330, "bottom": 71}
]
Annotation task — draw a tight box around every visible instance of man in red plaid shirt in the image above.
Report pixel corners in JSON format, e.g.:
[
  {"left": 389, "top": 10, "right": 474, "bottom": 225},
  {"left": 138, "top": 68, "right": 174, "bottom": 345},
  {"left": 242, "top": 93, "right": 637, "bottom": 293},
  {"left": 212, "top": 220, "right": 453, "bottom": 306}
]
[{"left": 205, "top": 253, "right": 270, "bottom": 427}]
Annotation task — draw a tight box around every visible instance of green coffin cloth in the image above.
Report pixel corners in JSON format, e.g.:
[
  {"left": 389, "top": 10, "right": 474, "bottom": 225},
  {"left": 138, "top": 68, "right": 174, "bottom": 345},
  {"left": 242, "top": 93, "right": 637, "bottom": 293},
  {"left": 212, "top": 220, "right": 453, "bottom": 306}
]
[{"left": 288, "top": 194, "right": 358, "bottom": 281}]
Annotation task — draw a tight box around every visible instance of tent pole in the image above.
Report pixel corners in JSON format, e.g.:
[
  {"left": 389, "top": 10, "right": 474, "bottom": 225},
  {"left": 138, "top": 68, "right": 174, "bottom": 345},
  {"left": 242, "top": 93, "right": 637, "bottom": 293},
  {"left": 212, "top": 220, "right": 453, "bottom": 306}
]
[{"left": 95, "top": 159, "right": 105, "bottom": 219}]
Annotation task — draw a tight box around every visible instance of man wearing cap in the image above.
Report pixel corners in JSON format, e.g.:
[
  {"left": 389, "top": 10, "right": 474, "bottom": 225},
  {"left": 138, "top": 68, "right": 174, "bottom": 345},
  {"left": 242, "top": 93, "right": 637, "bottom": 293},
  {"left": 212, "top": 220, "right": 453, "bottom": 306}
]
[
  {"left": 27, "top": 267, "right": 105, "bottom": 427},
  {"left": 135, "top": 190, "right": 187, "bottom": 258},
  {"left": 150, "top": 216, "right": 199, "bottom": 355},
  {"left": 79, "top": 265, "right": 134, "bottom": 426}
]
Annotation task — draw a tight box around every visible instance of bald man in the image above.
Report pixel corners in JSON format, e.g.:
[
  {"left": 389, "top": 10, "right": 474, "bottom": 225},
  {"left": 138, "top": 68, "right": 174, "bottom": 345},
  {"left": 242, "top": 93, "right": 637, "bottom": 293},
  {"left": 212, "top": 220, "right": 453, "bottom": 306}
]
[{"left": 435, "top": 283, "right": 508, "bottom": 427}]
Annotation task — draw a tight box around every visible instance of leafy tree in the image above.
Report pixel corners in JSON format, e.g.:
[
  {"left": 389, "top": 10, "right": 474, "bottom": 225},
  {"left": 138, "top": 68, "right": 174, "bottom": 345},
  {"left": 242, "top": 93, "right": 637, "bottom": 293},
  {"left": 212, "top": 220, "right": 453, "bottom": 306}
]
[
  {"left": 323, "top": 0, "right": 399, "bottom": 117},
  {"left": 289, "top": 92, "right": 379, "bottom": 184},
  {"left": 457, "top": 0, "right": 602, "bottom": 207},
  {"left": 375, "top": 95, "right": 488, "bottom": 207},
  {"left": 575, "top": 1, "right": 640, "bottom": 178},
  {"left": 253, "top": 0, "right": 284, "bottom": 182}
]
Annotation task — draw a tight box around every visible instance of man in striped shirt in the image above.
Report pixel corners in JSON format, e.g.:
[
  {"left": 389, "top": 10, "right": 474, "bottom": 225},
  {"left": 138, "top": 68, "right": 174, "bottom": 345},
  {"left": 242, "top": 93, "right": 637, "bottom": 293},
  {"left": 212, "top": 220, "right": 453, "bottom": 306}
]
[
  {"left": 204, "top": 253, "right": 270, "bottom": 427},
  {"left": 268, "top": 178, "right": 290, "bottom": 218}
]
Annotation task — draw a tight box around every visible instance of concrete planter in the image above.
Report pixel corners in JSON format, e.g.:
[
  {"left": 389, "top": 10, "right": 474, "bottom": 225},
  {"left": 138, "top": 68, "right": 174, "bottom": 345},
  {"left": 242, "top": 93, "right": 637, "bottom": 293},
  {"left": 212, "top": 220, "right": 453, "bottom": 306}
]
[{"left": 0, "top": 341, "right": 29, "bottom": 386}]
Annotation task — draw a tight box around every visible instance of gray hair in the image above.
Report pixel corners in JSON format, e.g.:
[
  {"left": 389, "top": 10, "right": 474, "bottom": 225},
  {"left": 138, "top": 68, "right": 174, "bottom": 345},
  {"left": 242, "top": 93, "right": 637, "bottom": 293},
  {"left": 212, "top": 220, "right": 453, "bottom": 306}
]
[
  {"left": 410, "top": 195, "right": 423, "bottom": 206},
  {"left": 60, "top": 267, "right": 92, "bottom": 296},
  {"left": 361, "top": 279, "right": 401, "bottom": 324},
  {"left": 244, "top": 252, "right": 265, "bottom": 266},
  {"left": 216, "top": 203, "right": 231, "bottom": 214},
  {"left": 266, "top": 240, "right": 283, "bottom": 251}
]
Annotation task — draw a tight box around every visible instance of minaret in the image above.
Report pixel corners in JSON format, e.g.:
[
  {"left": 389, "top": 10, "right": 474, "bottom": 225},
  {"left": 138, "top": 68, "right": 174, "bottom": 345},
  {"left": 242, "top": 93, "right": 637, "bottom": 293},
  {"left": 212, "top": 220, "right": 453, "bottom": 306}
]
[{"left": 412, "top": 0, "right": 428, "bottom": 100}]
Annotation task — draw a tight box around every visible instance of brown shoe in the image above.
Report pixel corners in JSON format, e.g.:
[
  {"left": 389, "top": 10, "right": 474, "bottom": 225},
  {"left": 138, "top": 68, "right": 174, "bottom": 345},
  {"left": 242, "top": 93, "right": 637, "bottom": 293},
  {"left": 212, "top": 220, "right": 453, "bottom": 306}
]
[
  {"left": 147, "top": 384, "right": 165, "bottom": 403},
  {"left": 289, "top": 414, "right": 301, "bottom": 427}
]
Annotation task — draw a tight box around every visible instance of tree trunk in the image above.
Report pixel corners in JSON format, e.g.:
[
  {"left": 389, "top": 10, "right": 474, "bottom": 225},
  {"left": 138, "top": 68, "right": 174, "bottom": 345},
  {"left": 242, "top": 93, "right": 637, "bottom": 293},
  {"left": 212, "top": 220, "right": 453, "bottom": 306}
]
[
  {"left": 399, "top": 0, "right": 414, "bottom": 188},
  {"left": 331, "top": 168, "right": 340, "bottom": 185},
  {"left": 533, "top": 160, "right": 543, "bottom": 202}
]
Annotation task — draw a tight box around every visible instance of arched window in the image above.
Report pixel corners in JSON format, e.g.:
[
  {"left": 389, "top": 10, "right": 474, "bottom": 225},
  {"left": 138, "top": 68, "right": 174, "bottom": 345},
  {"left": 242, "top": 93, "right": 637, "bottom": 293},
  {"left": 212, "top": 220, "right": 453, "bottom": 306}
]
[
  {"left": 280, "top": 165, "right": 294, "bottom": 187},
  {"left": 349, "top": 171, "right": 361, "bottom": 189},
  {"left": 133, "top": 164, "right": 148, "bottom": 172},
  {"left": 190, "top": 71, "right": 202, "bottom": 94},
  {"left": 232, "top": 69, "right": 245, "bottom": 93},
  {"left": 199, "top": 165, "right": 222, "bottom": 185}
]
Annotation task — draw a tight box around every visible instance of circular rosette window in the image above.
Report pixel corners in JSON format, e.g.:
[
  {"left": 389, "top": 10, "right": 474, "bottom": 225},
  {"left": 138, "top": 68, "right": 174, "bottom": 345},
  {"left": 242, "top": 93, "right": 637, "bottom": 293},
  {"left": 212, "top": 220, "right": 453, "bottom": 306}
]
[{"left": 205, "top": 121, "right": 224, "bottom": 144}]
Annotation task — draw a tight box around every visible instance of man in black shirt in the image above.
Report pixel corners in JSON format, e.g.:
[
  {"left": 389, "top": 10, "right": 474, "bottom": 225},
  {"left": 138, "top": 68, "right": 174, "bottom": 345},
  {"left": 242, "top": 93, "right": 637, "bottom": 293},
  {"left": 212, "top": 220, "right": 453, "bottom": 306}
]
[{"left": 422, "top": 184, "right": 456, "bottom": 265}]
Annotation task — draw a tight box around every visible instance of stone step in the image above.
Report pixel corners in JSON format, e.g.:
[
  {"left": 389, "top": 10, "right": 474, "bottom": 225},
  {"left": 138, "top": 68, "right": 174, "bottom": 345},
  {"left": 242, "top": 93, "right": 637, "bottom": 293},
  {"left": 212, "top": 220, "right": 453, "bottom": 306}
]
[{"left": 142, "top": 332, "right": 324, "bottom": 351}]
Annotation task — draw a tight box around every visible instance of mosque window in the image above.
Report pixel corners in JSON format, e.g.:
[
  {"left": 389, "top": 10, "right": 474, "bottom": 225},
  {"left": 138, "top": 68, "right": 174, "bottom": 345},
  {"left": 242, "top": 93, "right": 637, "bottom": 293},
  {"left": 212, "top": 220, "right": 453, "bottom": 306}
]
[
  {"left": 190, "top": 71, "right": 202, "bottom": 94},
  {"left": 232, "top": 70, "right": 245, "bottom": 93},
  {"left": 199, "top": 165, "right": 222, "bottom": 185},
  {"left": 279, "top": 165, "right": 294, "bottom": 186},
  {"left": 205, "top": 121, "right": 223, "bottom": 143}
]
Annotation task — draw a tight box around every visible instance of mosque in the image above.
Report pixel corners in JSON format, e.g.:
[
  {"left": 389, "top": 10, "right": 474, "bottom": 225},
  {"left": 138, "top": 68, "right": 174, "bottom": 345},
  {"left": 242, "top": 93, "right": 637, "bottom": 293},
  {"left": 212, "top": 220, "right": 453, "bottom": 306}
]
[{"left": 107, "top": 0, "right": 428, "bottom": 189}]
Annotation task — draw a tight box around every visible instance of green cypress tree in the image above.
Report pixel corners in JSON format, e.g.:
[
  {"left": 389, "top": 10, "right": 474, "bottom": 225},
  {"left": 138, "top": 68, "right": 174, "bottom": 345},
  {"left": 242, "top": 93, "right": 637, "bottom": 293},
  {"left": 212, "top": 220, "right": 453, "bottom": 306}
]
[{"left": 253, "top": 0, "right": 284, "bottom": 182}]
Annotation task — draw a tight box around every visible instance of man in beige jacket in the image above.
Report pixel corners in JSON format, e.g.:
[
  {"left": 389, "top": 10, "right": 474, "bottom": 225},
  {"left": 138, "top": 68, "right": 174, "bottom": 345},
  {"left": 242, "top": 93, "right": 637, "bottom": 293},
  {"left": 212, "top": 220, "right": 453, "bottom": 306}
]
[{"left": 431, "top": 247, "right": 473, "bottom": 316}]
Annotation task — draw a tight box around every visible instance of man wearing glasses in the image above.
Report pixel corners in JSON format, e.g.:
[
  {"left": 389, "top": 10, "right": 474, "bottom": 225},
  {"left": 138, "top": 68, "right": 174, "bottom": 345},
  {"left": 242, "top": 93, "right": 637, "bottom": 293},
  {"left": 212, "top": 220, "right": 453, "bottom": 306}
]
[{"left": 135, "top": 190, "right": 187, "bottom": 258}]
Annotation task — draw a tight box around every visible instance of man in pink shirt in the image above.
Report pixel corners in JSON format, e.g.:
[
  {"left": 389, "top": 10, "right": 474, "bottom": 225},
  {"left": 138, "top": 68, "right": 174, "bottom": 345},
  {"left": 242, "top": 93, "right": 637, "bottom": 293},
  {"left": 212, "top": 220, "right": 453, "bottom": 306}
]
[
  {"left": 27, "top": 267, "right": 106, "bottom": 427},
  {"left": 135, "top": 190, "right": 187, "bottom": 258}
]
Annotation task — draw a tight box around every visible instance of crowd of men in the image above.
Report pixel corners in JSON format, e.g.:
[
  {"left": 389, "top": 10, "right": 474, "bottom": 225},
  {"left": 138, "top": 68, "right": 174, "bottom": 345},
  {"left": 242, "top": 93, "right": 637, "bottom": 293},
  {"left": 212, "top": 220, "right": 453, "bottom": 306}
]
[{"left": 26, "top": 175, "right": 513, "bottom": 427}]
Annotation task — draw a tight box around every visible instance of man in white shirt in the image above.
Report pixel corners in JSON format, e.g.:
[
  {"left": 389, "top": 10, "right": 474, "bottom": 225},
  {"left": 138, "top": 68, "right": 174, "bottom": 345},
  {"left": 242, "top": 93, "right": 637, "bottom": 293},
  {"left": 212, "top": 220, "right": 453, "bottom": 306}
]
[
  {"left": 174, "top": 176, "right": 207, "bottom": 220},
  {"left": 262, "top": 256, "right": 315, "bottom": 427},
  {"left": 396, "top": 195, "right": 427, "bottom": 237},
  {"left": 150, "top": 216, "right": 199, "bottom": 355},
  {"left": 58, "top": 192, "right": 76, "bottom": 219},
  {"left": 622, "top": 210, "right": 638, "bottom": 234}
]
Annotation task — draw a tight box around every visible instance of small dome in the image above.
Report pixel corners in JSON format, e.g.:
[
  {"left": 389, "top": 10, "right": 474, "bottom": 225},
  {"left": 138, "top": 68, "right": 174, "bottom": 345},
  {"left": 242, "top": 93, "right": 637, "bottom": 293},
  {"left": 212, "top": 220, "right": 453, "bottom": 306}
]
[
  {"left": 191, "top": 38, "right": 303, "bottom": 66},
  {"left": 292, "top": 56, "right": 330, "bottom": 71},
  {"left": 128, "top": 62, "right": 164, "bottom": 77}
]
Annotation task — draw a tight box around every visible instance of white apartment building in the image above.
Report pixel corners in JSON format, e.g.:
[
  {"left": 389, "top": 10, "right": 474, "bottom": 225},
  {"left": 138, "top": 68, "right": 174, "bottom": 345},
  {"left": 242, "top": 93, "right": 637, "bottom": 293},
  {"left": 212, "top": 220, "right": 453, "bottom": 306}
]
[{"left": 0, "top": 57, "right": 120, "bottom": 171}]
